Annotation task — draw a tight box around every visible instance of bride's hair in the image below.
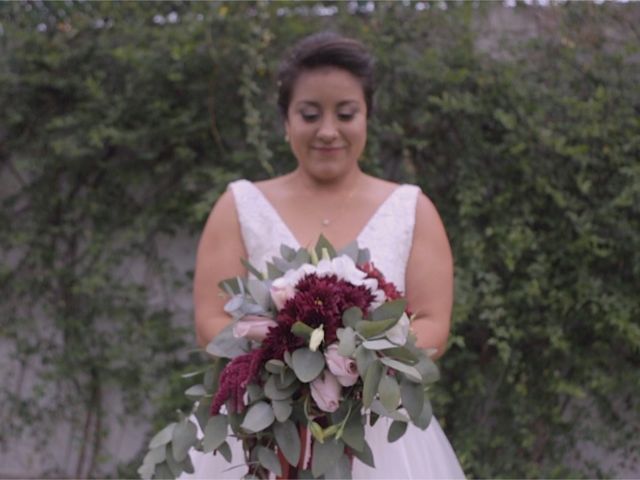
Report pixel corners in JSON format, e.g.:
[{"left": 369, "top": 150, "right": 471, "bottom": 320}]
[{"left": 277, "top": 31, "right": 376, "bottom": 119}]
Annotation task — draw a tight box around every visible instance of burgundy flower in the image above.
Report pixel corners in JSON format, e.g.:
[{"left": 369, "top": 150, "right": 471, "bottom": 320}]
[
  {"left": 210, "top": 349, "right": 265, "bottom": 415},
  {"left": 360, "top": 262, "right": 412, "bottom": 315}
]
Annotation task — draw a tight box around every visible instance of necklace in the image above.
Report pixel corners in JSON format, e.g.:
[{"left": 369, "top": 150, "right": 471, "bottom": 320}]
[{"left": 318, "top": 177, "right": 361, "bottom": 228}]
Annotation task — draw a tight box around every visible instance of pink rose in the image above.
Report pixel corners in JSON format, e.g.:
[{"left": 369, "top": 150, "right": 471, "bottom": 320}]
[
  {"left": 310, "top": 370, "right": 341, "bottom": 413},
  {"left": 270, "top": 278, "right": 296, "bottom": 310},
  {"left": 324, "top": 344, "right": 359, "bottom": 387},
  {"left": 232, "top": 315, "right": 277, "bottom": 342}
]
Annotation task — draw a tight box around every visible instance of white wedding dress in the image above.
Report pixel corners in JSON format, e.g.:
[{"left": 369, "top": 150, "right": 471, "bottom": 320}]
[{"left": 181, "top": 180, "right": 465, "bottom": 479}]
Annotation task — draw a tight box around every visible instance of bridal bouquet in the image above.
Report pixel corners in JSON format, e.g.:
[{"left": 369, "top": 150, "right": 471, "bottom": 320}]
[{"left": 139, "top": 237, "right": 439, "bottom": 480}]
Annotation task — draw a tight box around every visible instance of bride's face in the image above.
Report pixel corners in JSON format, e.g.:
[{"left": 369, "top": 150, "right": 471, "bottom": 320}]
[{"left": 285, "top": 66, "right": 367, "bottom": 182}]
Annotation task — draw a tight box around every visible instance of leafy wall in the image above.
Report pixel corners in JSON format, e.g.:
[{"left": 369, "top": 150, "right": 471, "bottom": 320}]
[{"left": 1, "top": 1, "right": 638, "bottom": 478}]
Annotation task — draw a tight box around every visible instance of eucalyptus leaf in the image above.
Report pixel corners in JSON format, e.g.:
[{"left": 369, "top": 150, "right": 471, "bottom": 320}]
[
  {"left": 265, "top": 359, "right": 286, "bottom": 374},
  {"left": 267, "top": 262, "right": 284, "bottom": 280},
  {"left": 414, "top": 398, "right": 434, "bottom": 430},
  {"left": 258, "top": 446, "right": 283, "bottom": 476},
  {"left": 280, "top": 244, "right": 297, "bottom": 261},
  {"left": 206, "top": 323, "right": 249, "bottom": 359},
  {"left": 137, "top": 461, "right": 155, "bottom": 480},
  {"left": 362, "top": 360, "right": 383, "bottom": 408},
  {"left": 274, "top": 419, "right": 301, "bottom": 467},
  {"left": 311, "top": 439, "right": 344, "bottom": 478},
  {"left": 165, "top": 444, "right": 184, "bottom": 477},
  {"left": 341, "top": 413, "right": 365, "bottom": 452},
  {"left": 355, "top": 346, "right": 376, "bottom": 377},
  {"left": 337, "top": 327, "right": 357, "bottom": 357},
  {"left": 387, "top": 420, "right": 408, "bottom": 443},
  {"left": 362, "top": 338, "right": 397, "bottom": 350},
  {"left": 265, "top": 374, "right": 298, "bottom": 400},
  {"left": 416, "top": 357, "right": 441, "bottom": 384},
  {"left": 246, "top": 383, "right": 265, "bottom": 403},
  {"left": 324, "top": 453, "right": 352, "bottom": 479},
  {"left": 194, "top": 399, "right": 210, "bottom": 432},
  {"left": 291, "top": 348, "right": 325, "bottom": 382},
  {"left": 356, "top": 247, "right": 371, "bottom": 265},
  {"left": 385, "top": 346, "right": 419, "bottom": 364},
  {"left": 291, "top": 321, "right": 314, "bottom": 339},
  {"left": 356, "top": 318, "right": 399, "bottom": 339},
  {"left": 181, "top": 454, "right": 195, "bottom": 474},
  {"left": 314, "top": 234, "right": 337, "bottom": 259},
  {"left": 370, "top": 400, "right": 410, "bottom": 422},
  {"left": 247, "top": 278, "right": 271, "bottom": 310},
  {"left": 272, "top": 399, "right": 293, "bottom": 422},
  {"left": 371, "top": 299, "right": 407, "bottom": 321},
  {"left": 219, "top": 277, "right": 243, "bottom": 296},
  {"left": 342, "top": 306, "right": 363, "bottom": 329},
  {"left": 172, "top": 419, "right": 197, "bottom": 462},
  {"left": 240, "top": 401, "right": 275, "bottom": 433},
  {"left": 379, "top": 357, "right": 422, "bottom": 383},
  {"left": 148, "top": 422, "right": 176, "bottom": 449},
  {"left": 378, "top": 374, "right": 401, "bottom": 412},
  {"left": 184, "top": 384, "right": 207, "bottom": 398},
  {"left": 351, "top": 440, "right": 375, "bottom": 468},
  {"left": 202, "top": 415, "right": 228, "bottom": 453},
  {"left": 216, "top": 441, "right": 232, "bottom": 462},
  {"left": 154, "top": 462, "right": 175, "bottom": 480},
  {"left": 337, "top": 241, "right": 359, "bottom": 262},
  {"left": 142, "top": 445, "right": 166, "bottom": 466},
  {"left": 241, "top": 258, "right": 264, "bottom": 280},
  {"left": 400, "top": 378, "right": 425, "bottom": 422},
  {"left": 292, "top": 248, "right": 312, "bottom": 268}
]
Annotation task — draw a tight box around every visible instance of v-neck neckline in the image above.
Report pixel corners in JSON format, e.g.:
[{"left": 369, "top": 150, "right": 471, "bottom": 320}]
[{"left": 246, "top": 181, "right": 405, "bottom": 251}]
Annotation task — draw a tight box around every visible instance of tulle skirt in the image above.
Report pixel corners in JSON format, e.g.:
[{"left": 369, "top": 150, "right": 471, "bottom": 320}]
[{"left": 180, "top": 415, "right": 465, "bottom": 479}]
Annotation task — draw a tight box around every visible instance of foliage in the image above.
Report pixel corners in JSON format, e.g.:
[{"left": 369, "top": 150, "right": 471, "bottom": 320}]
[{"left": 0, "top": 1, "right": 638, "bottom": 478}]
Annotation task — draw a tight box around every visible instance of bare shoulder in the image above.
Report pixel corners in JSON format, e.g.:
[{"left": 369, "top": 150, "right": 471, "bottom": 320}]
[
  {"left": 412, "top": 189, "right": 452, "bottom": 258},
  {"left": 363, "top": 174, "right": 398, "bottom": 198}
]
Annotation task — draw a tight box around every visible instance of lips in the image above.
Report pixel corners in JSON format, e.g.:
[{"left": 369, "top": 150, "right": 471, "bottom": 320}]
[{"left": 311, "top": 146, "right": 346, "bottom": 153}]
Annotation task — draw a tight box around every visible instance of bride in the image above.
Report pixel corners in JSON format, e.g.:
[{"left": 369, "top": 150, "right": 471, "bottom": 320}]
[{"left": 186, "top": 32, "right": 464, "bottom": 479}]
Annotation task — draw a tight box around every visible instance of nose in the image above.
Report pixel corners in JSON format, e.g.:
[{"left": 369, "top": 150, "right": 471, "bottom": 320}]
[{"left": 316, "top": 116, "right": 338, "bottom": 143}]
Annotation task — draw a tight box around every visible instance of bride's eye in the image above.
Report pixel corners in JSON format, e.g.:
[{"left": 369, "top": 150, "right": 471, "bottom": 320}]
[
  {"left": 300, "top": 111, "right": 320, "bottom": 122},
  {"left": 337, "top": 112, "right": 356, "bottom": 121}
]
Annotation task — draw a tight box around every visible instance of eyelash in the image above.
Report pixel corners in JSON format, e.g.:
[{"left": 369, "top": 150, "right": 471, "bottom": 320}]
[{"left": 300, "top": 113, "right": 356, "bottom": 122}]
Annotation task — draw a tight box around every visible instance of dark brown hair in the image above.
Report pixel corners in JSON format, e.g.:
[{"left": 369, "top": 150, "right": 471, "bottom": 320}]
[{"left": 277, "top": 31, "right": 375, "bottom": 118}]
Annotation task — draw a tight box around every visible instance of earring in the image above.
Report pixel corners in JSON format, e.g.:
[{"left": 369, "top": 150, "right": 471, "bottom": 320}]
[{"left": 284, "top": 133, "right": 289, "bottom": 143}]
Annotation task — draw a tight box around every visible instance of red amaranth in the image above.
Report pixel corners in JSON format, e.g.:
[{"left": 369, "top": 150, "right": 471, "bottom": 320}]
[{"left": 210, "top": 349, "right": 265, "bottom": 415}]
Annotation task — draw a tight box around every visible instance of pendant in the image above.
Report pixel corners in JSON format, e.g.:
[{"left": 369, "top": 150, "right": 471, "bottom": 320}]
[{"left": 321, "top": 219, "right": 330, "bottom": 226}]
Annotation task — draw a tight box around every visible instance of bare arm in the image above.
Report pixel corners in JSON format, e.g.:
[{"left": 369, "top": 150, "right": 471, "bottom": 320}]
[
  {"left": 404, "top": 192, "right": 454, "bottom": 360},
  {"left": 193, "top": 189, "right": 247, "bottom": 347}
]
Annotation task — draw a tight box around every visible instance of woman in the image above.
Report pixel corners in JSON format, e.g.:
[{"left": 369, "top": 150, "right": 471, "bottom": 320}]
[{"left": 188, "top": 32, "right": 464, "bottom": 479}]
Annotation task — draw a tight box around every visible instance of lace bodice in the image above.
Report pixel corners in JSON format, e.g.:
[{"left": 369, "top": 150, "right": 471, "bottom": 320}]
[{"left": 229, "top": 179, "right": 420, "bottom": 292}]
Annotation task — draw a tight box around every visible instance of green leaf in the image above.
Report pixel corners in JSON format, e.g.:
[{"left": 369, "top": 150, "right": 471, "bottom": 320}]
[
  {"left": 206, "top": 323, "right": 249, "bottom": 359},
  {"left": 149, "top": 422, "right": 176, "bottom": 449},
  {"left": 265, "top": 359, "right": 286, "bottom": 374},
  {"left": 291, "top": 321, "right": 314, "bottom": 340},
  {"left": 341, "top": 413, "right": 365, "bottom": 452},
  {"left": 241, "top": 258, "right": 264, "bottom": 280},
  {"left": 314, "top": 234, "right": 337, "bottom": 259},
  {"left": 194, "top": 399, "right": 211, "bottom": 433},
  {"left": 342, "top": 306, "right": 363, "bottom": 329},
  {"left": 311, "top": 439, "right": 344, "bottom": 478},
  {"left": 291, "top": 348, "right": 325, "bottom": 382},
  {"left": 362, "top": 338, "right": 397, "bottom": 350},
  {"left": 137, "top": 461, "right": 155, "bottom": 480},
  {"left": 142, "top": 445, "right": 166, "bottom": 466},
  {"left": 267, "top": 262, "right": 283, "bottom": 280},
  {"left": 324, "top": 453, "right": 352, "bottom": 479},
  {"left": 309, "top": 420, "right": 325, "bottom": 443},
  {"left": 280, "top": 244, "right": 297, "bottom": 261},
  {"left": 274, "top": 419, "right": 301, "bottom": 467},
  {"left": 362, "top": 360, "right": 383, "bottom": 408},
  {"left": 216, "top": 441, "right": 232, "bottom": 462},
  {"left": 355, "top": 346, "right": 376, "bottom": 377},
  {"left": 181, "top": 454, "right": 194, "bottom": 474},
  {"left": 371, "top": 299, "right": 407, "bottom": 321},
  {"left": 246, "top": 383, "right": 265, "bottom": 403},
  {"left": 379, "top": 357, "right": 422, "bottom": 383},
  {"left": 172, "top": 419, "right": 197, "bottom": 462},
  {"left": 184, "top": 384, "right": 207, "bottom": 399},
  {"left": 351, "top": 440, "right": 375, "bottom": 468},
  {"left": 247, "top": 278, "right": 271, "bottom": 309},
  {"left": 165, "top": 444, "right": 184, "bottom": 477},
  {"left": 378, "top": 374, "right": 401, "bottom": 412},
  {"left": 387, "top": 420, "right": 408, "bottom": 443},
  {"left": 202, "top": 415, "right": 228, "bottom": 453},
  {"left": 240, "top": 401, "right": 275, "bottom": 433},
  {"left": 337, "top": 327, "right": 357, "bottom": 357},
  {"left": 257, "top": 446, "right": 283, "bottom": 476},
  {"left": 370, "top": 400, "right": 410, "bottom": 422},
  {"left": 400, "top": 378, "right": 425, "bottom": 422},
  {"left": 154, "top": 462, "right": 174, "bottom": 480},
  {"left": 385, "top": 346, "right": 418, "bottom": 364},
  {"left": 272, "top": 399, "right": 293, "bottom": 422},
  {"left": 337, "top": 241, "right": 359, "bottom": 262},
  {"left": 413, "top": 398, "right": 434, "bottom": 430},
  {"left": 415, "top": 357, "right": 440, "bottom": 384},
  {"left": 265, "top": 374, "right": 298, "bottom": 400},
  {"left": 356, "top": 318, "right": 399, "bottom": 339}
]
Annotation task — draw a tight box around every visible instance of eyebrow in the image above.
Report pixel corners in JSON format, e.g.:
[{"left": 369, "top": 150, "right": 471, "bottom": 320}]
[{"left": 294, "top": 100, "right": 360, "bottom": 109}]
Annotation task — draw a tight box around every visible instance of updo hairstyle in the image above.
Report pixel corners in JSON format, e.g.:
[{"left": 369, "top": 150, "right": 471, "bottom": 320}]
[{"left": 277, "top": 31, "right": 375, "bottom": 119}]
